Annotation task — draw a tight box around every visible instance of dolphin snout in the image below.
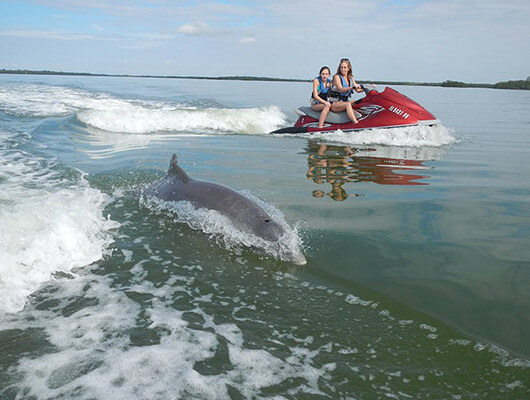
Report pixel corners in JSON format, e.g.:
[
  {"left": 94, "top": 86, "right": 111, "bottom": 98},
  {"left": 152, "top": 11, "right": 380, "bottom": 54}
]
[{"left": 288, "top": 251, "right": 307, "bottom": 266}]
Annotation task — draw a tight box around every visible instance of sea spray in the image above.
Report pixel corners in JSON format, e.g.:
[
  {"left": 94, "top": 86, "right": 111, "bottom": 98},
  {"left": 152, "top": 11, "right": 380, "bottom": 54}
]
[
  {"left": 0, "top": 149, "right": 119, "bottom": 313},
  {"left": 0, "top": 83, "right": 286, "bottom": 134},
  {"left": 140, "top": 190, "right": 304, "bottom": 264},
  {"left": 303, "top": 125, "right": 457, "bottom": 147}
]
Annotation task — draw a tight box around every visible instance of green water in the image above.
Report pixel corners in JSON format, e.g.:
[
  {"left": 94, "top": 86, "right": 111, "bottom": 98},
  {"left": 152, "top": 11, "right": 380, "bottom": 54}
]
[{"left": 0, "top": 76, "right": 528, "bottom": 399}]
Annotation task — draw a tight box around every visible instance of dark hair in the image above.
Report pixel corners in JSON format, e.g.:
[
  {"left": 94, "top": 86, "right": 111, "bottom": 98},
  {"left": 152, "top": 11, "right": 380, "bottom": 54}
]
[
  {"left": 319, "top": 66, "right": 331, "bottom": 75},
  {"left": 336, "top": 59, "right": 352, "bottom": 80}
]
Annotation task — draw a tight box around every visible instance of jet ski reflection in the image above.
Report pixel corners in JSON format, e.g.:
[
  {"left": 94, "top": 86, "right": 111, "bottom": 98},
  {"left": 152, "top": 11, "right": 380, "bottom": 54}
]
[{"left": 306, "top": 141, "right": 432, "bottom": 201}]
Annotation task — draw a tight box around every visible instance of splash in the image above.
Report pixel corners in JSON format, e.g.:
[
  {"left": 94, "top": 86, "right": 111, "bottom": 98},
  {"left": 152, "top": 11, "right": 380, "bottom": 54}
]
[
  {"left": 0, "top": 272, "right": 330, "bottom": 399},
  {"left": 0, "top": 150, "right": 119, "bottom": 313},
  {"left": 77, "top": 105, "right": 285, "bottom": 134},
  {"left": 0, "top": 83, "right": 286, "bottom": 134},
  {"left": 305, "top": 124, "right": 457, "bottom": 147},
  {"left": 141, "top": 191, "right": 305, "bottom": 264}
]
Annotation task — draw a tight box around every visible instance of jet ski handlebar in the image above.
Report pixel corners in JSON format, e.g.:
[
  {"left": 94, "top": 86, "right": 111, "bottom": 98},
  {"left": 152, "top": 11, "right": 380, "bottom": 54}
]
[{"left": 359, "top": 83, "right": 377, "bottom": 94}]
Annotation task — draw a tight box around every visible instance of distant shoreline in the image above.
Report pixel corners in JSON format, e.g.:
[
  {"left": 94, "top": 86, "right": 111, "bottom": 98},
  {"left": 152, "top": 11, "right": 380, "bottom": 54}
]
[{"left": 1, "top": 69, "right": 529, "bottom": 90}]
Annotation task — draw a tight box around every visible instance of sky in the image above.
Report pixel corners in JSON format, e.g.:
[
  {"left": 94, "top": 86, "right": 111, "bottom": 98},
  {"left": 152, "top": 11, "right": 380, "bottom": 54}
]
[{"left": 0, "top": 0, "right": 528, "bottom": 83}]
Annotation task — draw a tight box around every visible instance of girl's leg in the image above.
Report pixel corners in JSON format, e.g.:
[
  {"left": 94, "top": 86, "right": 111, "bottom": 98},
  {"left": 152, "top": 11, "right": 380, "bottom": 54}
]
[
  {"left": 312, "top": 103, "right": 331, "bottom": 129},
  {"left": 331, "top": 102, "right": 358, "bottom": 124},
  {"left": 311, "top": 103, "right": 325, "bottom": 112},
  {"left": 318, "top": 104, "right": 331, "bottom": 128},
  {"left": 345, "top": 103, "right": 358, "bottom": 123},
  {"left": 330, "top": 102, "right": 347, "bottom": 113}
]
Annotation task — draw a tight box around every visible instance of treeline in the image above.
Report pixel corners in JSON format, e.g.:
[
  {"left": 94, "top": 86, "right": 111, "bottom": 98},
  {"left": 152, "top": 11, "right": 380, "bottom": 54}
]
[
  {"left": 441, "top": 80, "right": 530, "bottom": 90},
  {"left": 0, "top": 69, "right": 102, "bottom": 77},
  {"left": 0, "top": 69, "right": 308, "bottom": 82},
  {"left": 159, "top": 75, "right": 307, "bottom": 82},
  {"left": 441, "top": 80, "right": 480, "bottom": 88},
  {"left": 492, "top": 80, "right": 530, "bottom": 90},
  {"left": 1, "top": 69, "right": 529, "bottom": 90},
  {"left": 365, "top": 80, "right": 439, "bottom": 87}
]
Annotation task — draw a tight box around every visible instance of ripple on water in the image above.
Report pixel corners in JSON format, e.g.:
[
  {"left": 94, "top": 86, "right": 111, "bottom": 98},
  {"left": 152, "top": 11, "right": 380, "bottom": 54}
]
[{"left": 3, "top": 246, "right": 528, "bottom": 399}]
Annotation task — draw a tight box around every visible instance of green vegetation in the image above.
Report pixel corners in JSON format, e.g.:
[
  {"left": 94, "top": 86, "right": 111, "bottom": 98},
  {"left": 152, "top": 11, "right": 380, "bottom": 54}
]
[
  {"left": 362, "top": 80, "right": 439, "bottom": 87},
  {"left": 440, "top": 80, "right": 496, "bottom": 88},
  {"left": 0, "top": 69, "right": 528, "bottom": 90},
  {"left": 493, "top": 80, "right": 530, "bottom": 90},
  {"left": 442, "top": 80, "right": 472, "bottom": 87},
  {"left": 0, "top": 69, "right": 307, "bottom": 82},
  {"left": 0, "top": 69, "right": 99, "bottom": 77}
]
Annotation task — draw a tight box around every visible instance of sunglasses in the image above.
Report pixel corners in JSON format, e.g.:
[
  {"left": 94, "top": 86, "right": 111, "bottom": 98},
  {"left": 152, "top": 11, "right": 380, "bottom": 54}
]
[{"left": 340, "top": 58, "right": 350, "bottom": 63}]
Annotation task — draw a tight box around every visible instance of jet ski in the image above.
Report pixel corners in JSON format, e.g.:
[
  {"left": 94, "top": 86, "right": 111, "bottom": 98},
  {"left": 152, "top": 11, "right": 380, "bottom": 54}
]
[{"left": 270, "top": 84, "right": 440, "bottom": 134}]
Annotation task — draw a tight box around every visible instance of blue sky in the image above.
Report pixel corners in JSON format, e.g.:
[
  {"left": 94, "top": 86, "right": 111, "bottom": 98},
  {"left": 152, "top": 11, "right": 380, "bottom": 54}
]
[{"left": 0, "top": 0, "right": 528, "bottom": 83}]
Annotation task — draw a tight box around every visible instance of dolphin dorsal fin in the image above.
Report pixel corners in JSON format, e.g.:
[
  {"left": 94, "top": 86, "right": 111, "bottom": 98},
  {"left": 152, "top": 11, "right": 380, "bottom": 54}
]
[{"left": 167, "top": 154, "right": 189, "bottom": 183}]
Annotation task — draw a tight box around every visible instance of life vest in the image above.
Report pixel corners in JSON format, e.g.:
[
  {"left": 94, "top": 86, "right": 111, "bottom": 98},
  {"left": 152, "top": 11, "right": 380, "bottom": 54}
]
[
  {"left": 329, "top": 75, "right": 353, "bottom": 102},
  {"left": 311, "top": 77, "right": 331, "bottom": 102}
]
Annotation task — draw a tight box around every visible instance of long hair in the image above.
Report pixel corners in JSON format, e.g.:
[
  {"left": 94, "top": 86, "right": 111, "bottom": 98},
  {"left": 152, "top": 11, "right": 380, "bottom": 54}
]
[{"left": 336, "top": 58, "right": 353, "bottom": 81}]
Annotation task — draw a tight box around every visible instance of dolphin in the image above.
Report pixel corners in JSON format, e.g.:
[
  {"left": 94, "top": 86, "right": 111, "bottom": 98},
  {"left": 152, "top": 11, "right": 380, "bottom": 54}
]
[{"left": 143, "top": 154, "right": 307, "bottom": 265}]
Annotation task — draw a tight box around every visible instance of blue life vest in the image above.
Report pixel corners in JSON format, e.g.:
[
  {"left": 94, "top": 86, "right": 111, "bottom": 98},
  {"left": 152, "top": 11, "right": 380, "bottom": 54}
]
[
  {"left": 340, "top": 75, "right": 353, "bottom": 96},
  {"left": 317, "top": 77, "right": 331, "bottom": 95},
  {"left": 311, "top": 77, "right": 331, "bottom": 102},
  {"left": 330, "top": 75, "right": 353, "bottom": 101}
]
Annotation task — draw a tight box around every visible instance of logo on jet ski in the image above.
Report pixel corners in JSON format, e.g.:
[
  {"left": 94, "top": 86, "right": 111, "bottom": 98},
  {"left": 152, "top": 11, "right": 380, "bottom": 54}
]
[
  {"left": 357, "top": 105, "right": 385, "bottom": 120},
  {"left": 389, "top": 105, "right": 410, "bottom": 119},
  {"left": 303, "top": 122, "right": 332, "bottom": 128}
]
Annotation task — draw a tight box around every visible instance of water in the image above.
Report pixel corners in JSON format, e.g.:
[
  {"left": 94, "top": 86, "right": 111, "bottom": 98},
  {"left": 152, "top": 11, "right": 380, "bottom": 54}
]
[{"left": 0, "top": 74, "right": 528, "bottom": 399}]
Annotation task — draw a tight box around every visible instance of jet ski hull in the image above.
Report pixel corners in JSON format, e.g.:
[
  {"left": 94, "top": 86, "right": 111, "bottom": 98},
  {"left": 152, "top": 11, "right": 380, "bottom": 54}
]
[{"left": 271, "top": 86, "right": 440, "bottom": 134}]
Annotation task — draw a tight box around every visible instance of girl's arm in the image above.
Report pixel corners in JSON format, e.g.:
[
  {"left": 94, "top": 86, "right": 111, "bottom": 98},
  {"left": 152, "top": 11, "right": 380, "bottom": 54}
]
[{"left": 352, "top": 77, "right": 363, "bottom": 92}]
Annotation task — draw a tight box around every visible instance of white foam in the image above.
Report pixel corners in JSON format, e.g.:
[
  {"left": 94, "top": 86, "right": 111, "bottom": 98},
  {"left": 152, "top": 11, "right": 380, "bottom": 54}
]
[
  {"left": 0, "top": 188, "right": 118, "bottom": 314},
  {"left": 1, "top": 272, "right": 330, "bottom": 399},
  {"left": 0, "top": 150, "right": 119, "bottom": 313},
  {"left": 0, "top": 83, "right": 286, "bottom": 134},
  {"left": 78, "top": 105, "right": 286, "bottom": 134},
  {"left": 141, "top": 191, "right": 305, "bottom": 264},
  {"left": 302, "top": 124, "right": 457, "bottom": 148},
  {"left": 0, "top": 83, "right": 133, "bottom": 117},
  {"left": 2, "top": 255, "right": 526, "bottom": 398}
]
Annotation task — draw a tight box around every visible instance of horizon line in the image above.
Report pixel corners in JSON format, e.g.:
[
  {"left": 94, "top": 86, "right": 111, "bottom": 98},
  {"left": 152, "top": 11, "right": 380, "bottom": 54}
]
[{"left": 2, "top": 68, "right": 528, "bottom": 90}]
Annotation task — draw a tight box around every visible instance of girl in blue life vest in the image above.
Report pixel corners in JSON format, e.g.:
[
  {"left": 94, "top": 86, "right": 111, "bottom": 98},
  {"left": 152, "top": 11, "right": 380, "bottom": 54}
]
[
  {"left": 329, "top": 58, "right": 363, "bottom": 123},
  {"left": 310, "top": 66, "right": 332, "bottom": 128}
]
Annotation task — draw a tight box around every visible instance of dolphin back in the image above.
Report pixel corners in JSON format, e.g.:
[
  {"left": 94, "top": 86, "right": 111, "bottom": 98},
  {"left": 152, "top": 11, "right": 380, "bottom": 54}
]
[
  {"left": 143, "top": 154, "right": 306, "bottom": 264},
  {"left": 167, "top": 154, "right": 189, "bottom": 183}
]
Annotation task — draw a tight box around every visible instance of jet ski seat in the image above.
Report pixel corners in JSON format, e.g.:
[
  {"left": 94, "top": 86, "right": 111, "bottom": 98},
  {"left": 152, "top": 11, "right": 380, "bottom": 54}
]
[{"left": 297, "top": 107, "right": 362, "bottom": 124}]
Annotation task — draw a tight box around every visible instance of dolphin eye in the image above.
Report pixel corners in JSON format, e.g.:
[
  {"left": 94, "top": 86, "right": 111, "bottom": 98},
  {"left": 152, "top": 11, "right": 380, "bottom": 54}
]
[{"left": 265, "top": 219, "right": 270, "bottom": 223}]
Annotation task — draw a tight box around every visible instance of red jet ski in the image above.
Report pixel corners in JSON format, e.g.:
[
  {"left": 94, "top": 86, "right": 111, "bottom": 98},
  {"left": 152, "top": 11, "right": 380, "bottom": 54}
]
[{"left": 271, "top": 85, "right": 440, "bottom": 134}]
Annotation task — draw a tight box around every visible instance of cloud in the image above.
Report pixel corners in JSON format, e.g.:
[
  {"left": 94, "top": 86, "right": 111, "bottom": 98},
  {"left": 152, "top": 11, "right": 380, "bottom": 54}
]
[
  {"left": 0, "top": 28, "right": 174, "bottom": 49},
  {"left": 2, "top": 0, "right": 528, "bottom": 81},
  {"left": 132, "top": 32, "right": 175, "bottom": 40},
  {"left": 118, "top": 32, "right": 175, "bottom": 49},
  {"left": 91, "top": 24, "right": 104, "bottom": 31},
  {"left": 176, "top": 21, "right": 211, "bottom": 36},
  {"left": 32, "top": 0, "right": 157, "bottom": 17},
  {"left": 240, "top": 36, "right": 256, "bottom": 43},
  {"left": 119, "top": 40, "right": 166, "bottom": 50},
  {"left": 0, "top": 29, "right": 96, "bottom": 41},
  {"left": 35, "top": 0, "right": 258, "bottom": 21}
]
